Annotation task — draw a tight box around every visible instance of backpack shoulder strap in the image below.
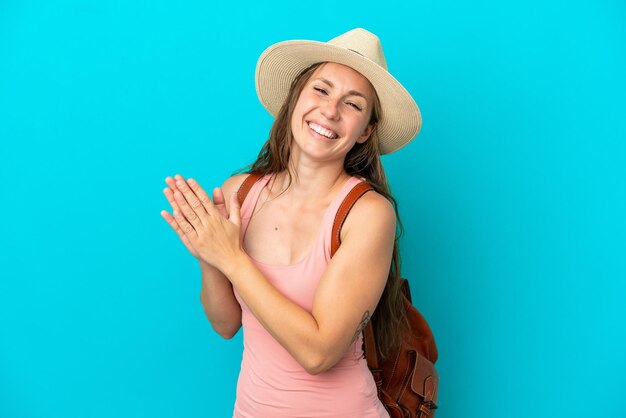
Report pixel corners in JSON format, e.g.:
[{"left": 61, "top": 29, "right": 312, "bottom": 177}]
[
  {"left": 330, "top": 180, "right": 379, "bottom": 371},
  {"left": 330, "top": 181, "right": 375, "bottom": 257},
  {"left": 236, "top": 173, "right": 264, "bottom": 207}
]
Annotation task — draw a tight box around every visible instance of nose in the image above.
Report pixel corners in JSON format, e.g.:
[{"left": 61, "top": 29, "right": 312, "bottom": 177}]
[{"left": 320, "top": 98, "right": 340, "bottom": 120}]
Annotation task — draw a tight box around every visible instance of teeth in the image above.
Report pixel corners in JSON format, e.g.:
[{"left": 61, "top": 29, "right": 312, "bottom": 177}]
[{"left": 308, "top": 122, "right": 338, "bottom": 139}]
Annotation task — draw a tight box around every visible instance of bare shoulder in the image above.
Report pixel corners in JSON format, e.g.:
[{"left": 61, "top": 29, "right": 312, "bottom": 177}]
[
  {"left": 341, "top": 188, "right": 396, "bottom": 241},
  {"left": 221, "top": 173, "right": 250, "bottom": 196},
  {"left": 220, "top": 173, "right": 256, "bottom": 211}
]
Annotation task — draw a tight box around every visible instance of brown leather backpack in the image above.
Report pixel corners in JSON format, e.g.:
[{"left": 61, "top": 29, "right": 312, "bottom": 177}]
[{"left": 238, "top": 174, "right": 439, "bottom": 418}]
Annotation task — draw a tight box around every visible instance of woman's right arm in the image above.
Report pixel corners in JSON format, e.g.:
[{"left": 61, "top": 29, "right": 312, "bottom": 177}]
[
  {"left": 197, "top": 173, "right": 249, "bottom": 339},
  {"left": 163, "top": 173, "right": 248, "bottom": 339},
  {"left": 199, "top": 259, "right": 242, "bottom": 339}
]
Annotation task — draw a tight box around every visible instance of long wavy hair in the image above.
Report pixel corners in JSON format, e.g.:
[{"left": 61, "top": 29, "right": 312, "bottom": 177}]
[{"left": 238, "top": 62, "right": 408, "bottom": 359}]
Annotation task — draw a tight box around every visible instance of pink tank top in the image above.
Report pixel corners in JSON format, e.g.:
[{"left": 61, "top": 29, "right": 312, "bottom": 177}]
[{"left": 232, "top": 174, "right": 389, "bottom": 418}]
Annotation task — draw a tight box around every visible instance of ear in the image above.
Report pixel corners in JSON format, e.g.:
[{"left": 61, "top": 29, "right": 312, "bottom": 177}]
[{"left": 357, "top": 123, "right": 376, "bottom": 144}]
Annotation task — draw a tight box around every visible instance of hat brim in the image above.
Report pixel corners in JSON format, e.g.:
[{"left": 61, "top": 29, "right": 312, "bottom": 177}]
[{"left": 255, "top": 40, "right": 421, "bottom": 155}]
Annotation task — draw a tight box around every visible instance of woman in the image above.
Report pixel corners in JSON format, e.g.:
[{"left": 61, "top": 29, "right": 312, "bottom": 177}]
[{"left": 161, "top": 28, "right": 422, "bottom": 417}]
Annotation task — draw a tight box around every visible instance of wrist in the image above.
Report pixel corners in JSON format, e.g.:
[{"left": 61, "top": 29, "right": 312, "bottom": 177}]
[
  {"left": 221, "top": 250, "right": 250, "bottom": 283},
  {"left": 199, "top": 259, "right": 214, "bottom": 271}
]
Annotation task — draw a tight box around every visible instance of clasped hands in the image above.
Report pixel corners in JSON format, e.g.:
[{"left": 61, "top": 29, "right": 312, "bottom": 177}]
[{"left": 161, "top": 174, "right": 243, "bottom": 274}]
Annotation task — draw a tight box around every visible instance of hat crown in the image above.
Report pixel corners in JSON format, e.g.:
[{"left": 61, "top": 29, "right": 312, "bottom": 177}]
[{"left": 328, "top": 28, "right": 388, "bottom": 71}]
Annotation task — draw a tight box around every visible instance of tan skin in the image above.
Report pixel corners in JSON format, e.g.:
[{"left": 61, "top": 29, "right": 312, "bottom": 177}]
[{"left": 161, "top": 63, "right": 396, "bottom": 375}]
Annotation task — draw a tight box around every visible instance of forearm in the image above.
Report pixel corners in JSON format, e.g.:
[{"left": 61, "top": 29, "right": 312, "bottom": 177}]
[
  {"left": 223, "top": 253, "right": 339, "bottom": 374},
  {"left": 199, "top": 260, "right": 242, "bottom": 339}
]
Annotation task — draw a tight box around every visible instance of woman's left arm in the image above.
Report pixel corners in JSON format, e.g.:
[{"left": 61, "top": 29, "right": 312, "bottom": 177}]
[
  {"left": 172, "top": 177, "right": 395, "bottom": 375},
  {"left": 228, "top": 192, "right": 394, "bottom": 374}
]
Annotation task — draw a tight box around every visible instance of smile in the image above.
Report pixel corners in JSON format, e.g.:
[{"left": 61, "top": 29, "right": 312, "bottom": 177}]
[{"left": 307, "top": 121, "right": 338, "bottom": 139}]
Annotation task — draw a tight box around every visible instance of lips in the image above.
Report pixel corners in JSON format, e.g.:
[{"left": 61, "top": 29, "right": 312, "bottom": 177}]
[{"left": 307, "top": 121, "right": 339, "bottom": 139}]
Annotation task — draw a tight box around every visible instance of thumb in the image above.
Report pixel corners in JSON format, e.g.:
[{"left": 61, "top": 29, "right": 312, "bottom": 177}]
[
  {"left": 213, "top": 187, "right": 225, "bottom": 206},
  {"left": 213, "top": 187, "right": 228, "bottom": 218},
  {"left": 229, "top": 191, "right": 242, "bottom": 227}
]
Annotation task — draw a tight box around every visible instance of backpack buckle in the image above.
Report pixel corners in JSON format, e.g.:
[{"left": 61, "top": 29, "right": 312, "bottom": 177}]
[{"left": 419, "top": 400, "right": 438, "bottom": 415}]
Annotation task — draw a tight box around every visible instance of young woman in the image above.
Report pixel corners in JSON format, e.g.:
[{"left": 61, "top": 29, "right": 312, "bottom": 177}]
[{"left": 161, "top": 28, "right": 422, "bottom": 417}]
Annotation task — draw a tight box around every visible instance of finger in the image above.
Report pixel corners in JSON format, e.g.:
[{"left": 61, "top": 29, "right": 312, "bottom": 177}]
[
  {"left": 187, "top": 178, "right": 220, "bottom": 217},
  {"left": 173, "top": 173, "right": 187, "bottom": 190},
  {"left": 163, "top": 180, "right": 200, "bottom": 229},
  {"left": 163, "top": 186, "right": 178, "bottom": 208},
  {"left": 164, "top": 187, "right": 198, "bottom": 230},
  {"left": 165, "top": 176, "right": 179, "bottom": 193},
  {"left": 170, "top": 191, "right": 199, "bottom": 238},
  {"left": 163, "top": 178, "right": 200, "bottom": 247},
  {"left": 180, "top": 179, "right": 219, "bottom": 218},
  {"left": 174, "top": 178, "right": 209, "bottom": 228},
  {"left": 164, "top": 176, "right": 184, "bottom": 211},
  {"left": 229, "top": 191, "right": 242, "bottom": 228},
  {"left": 163, "top": 188, "right": 184, "bottom": 219},
  {"left": 165, "top": 174, "right": 187, "bottom": 193},
  {"left": 160, "top": 209, "right": 198, "bottom": 252}
]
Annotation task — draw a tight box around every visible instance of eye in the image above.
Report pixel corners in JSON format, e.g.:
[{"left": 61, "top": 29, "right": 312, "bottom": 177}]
[
  {"left": 347, "top": 102, "right": 362, "bottom": 111},
  {"left": 313, "top": 86, "right": 328, "bottom": 95}
]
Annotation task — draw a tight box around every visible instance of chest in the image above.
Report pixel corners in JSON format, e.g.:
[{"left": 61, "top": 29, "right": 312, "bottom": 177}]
[{"left": 243, "top": 194, "right": 330, "bottom": 266}]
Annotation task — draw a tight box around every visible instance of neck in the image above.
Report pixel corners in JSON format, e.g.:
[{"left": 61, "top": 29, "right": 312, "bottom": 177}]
[{"left": 270, "top": 155, "right": 350, "bottom": 204}]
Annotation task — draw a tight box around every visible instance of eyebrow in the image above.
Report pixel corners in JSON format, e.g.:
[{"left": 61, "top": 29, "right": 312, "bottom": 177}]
[{"left": 314, "top": 78, "right": 369, "bottom": 100}]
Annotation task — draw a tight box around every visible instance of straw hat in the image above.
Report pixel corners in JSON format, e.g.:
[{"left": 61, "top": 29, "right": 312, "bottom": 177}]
[{"left": 255, "top": 28, "right": 422, "bottom": 155}]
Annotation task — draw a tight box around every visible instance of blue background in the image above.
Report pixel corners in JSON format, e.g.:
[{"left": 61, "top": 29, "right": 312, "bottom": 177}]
[{"left": 1, "top": 1, "right": 625, "bottom": 417}]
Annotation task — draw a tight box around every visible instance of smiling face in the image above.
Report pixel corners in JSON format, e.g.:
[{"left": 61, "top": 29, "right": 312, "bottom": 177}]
[{"left": 289, "top": 62, "right": 376, "bottom": 163}]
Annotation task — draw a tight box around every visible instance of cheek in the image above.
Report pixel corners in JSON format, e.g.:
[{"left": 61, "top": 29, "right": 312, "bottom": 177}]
[
  {"left": 348, "top": 114, "right": 370, "bottom": 135},
  {"left": 295, "top": 92, "right": 316, "bottom": 110},
  {"left": 291, "top": 94, "right": 316, "bottom": 125}
]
